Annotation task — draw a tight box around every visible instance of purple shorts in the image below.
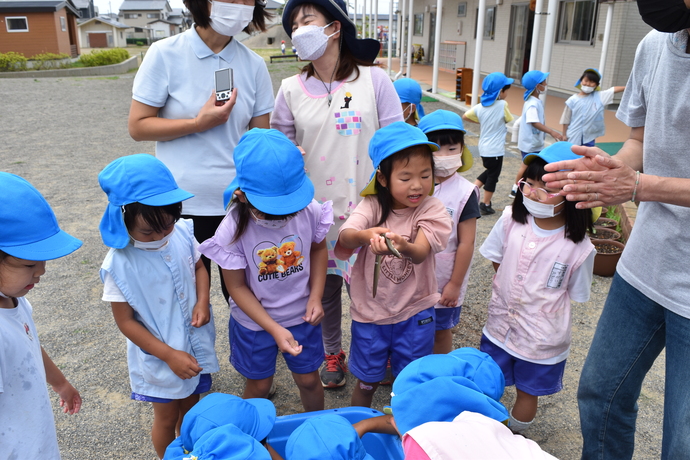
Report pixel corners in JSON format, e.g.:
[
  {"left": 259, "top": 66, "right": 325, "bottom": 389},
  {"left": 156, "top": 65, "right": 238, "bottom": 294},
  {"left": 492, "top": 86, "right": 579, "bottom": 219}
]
[
  {"left": 131, "top": 373, "right": 212, "bottom": 403},
  {"left": 435, "top": 306, "right": 461, "bottom": 331},
  {"left": 480, "top": 335, "right": 565, "bottom": 396},
  {"left": 230, "top": 316, "right": 324, "bottom": 380},
  {"left": 350, "top": 307, "right": 436, "bottom": 383}
]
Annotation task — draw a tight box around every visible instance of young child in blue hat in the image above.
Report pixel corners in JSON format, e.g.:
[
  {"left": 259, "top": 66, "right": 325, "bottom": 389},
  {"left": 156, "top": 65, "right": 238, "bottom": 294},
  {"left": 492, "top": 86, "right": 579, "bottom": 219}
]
[
  {"left": 98, "top": 154, "right": 220, "bottom": 458},
  {"left": 511, "top": 70, "right": 565, "bottom": 199},
  {"left": 394, "top": 78, "right": 425, "bottom": 126},
  {"left": 182, "top": 424, "right": 272, "bottom": 460},
  {"left": 462, "top": 72, "right": 515, "bottom": 215},
  {"left": 285, "top": 414, "right": 374, "bottom": 460},
  {"left": 559, "top": 68, "right": 625, "bottom": 146},
  {"left": 417, "top": 110, "right": 480, "bottom": 355},
  {"left": 479, "top": 141, "right": 595, "bottom": 433},
  {"left": 0, "top": 172, "right": 83, "bottom": 459},
  {"left": 199, "top": 128, "right": 333, "bottom": 412},
  {"left": 334, "top": 121, "right": 452, "bottom": 407}
]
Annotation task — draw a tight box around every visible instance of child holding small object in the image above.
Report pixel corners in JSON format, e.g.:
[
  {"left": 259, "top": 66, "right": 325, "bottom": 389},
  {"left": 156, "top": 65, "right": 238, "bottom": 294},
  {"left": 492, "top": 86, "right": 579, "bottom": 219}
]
[
  {"left": 479, "top": 142, "right": 595, "bottom": 433},
  {"left": 0, "top": 172, "right": 83, "bottom": 459},
  {"left": 98, "top": 154, "right": 219, "bottom": 458},
  {"left": 199, "top": 128, "right": 333, "bottom": 412},
  {"left": 560, "top": 68, "right": 625, "bottom": 146},
  {"left": 335, "top": 121, "right": 452, "bottom": 408},
  {"left": 418, "top": 110, "right": 480, "bottom": 354}
]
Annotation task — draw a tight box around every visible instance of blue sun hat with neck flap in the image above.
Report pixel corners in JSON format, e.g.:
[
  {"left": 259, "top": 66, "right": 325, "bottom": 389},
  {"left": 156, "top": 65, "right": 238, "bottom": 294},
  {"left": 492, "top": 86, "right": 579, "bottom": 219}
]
[
  {"left": 480, "top": 72, "right": 514, "bottom": 107},
  {"left": 285, "top": 414, "right": 375, "bottom": 460},
  {"left": 418, "top": 110, "right": 474, "bottom": 172},
  {"left": 0, "top": 172, "right": 82, "bottom": 260},
  {"left": 522, "top": 70, "right": 549, "bottom": 101},
  {"left": 98, "top": 154, "right": 194, "bottom": 249},
  {"left": 183, "top": 424, "right": 271, "bottom": 460},
  {"left": 394, "top": 78, "right": 426, "bottom": 118}
]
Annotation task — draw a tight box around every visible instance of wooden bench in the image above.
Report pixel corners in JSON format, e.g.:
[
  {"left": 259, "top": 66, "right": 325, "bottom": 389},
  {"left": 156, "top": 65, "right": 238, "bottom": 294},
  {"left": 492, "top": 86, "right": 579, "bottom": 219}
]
[
  {"left": 464, "top": 93, "right": 474, "bottom": 105},
  {"left": 270, "top": 54, "right": 299, "bottom": 63}
]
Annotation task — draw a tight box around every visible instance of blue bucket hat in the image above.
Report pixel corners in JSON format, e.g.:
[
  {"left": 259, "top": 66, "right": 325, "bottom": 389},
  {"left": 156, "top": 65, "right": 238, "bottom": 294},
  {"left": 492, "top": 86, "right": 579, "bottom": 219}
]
[
  {"left": 98, "top": 154, "right": 194, "bottom": 249},
  {"left": 0, "top": 172, "right": 82, "bottom": 260},
  {"left": 163, "top": 393, "right": 276, "bottom": 459},
  {"left": 185, "top": 424, "right": 271, "bottom": 460},
  {"left": 282, "top": 0, "right": 381, "bottom": 62},
  {"left": 521, "top": 70, "right": 549, "bottom": 101},
  {"left": 394, "top": 78, "right": 425, "bottom": 118},
  {"left": 575, "top": 67, "right": 602, "bottom": 91},
  {"left": 418, "top": 110, "right": 473, "bottom": 172},
  {"left": 390, "top": 348, "right": 509, "bottom": 435},
  {"left": 360, "top": 121, "right": 438, "bottom": 197},
  {"left": 224, "top": 129, "right": 314, "bottom": 214},
  {"left": 285, "top": 414, "right": 375, "bottom": 460},
  {"left": 481, "top": 72, "right": 514, "bottom": 106}
]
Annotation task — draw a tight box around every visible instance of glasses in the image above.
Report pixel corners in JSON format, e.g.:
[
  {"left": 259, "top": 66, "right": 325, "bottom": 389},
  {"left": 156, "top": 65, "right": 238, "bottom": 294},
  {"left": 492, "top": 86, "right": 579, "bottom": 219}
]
[{"left": 517, "top": 179, "right": 561, "bottom": 202}]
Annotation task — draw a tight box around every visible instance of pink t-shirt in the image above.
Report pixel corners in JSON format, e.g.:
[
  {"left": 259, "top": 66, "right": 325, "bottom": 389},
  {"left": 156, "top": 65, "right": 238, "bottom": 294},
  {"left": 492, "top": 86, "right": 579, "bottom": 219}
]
[
  {"left": 335, "top": 196, "right": 452, "bottom": 324},
  {"left": 198, "top": 200, "right": 333, "bottom": 331}
]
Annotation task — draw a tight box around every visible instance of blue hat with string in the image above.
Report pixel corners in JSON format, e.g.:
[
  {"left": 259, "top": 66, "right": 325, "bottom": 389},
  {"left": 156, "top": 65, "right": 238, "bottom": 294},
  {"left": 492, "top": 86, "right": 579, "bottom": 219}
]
[
  {"left": 575, "top": 68, "right": 602, "bottom": 91},
  {"left": 481, "top": 72, "right": 514, "bottom": 106},
  {"left": 418, "top": 110, "right": 474, "bottom": 172},
  {"left": 0, "top": 172, "right": 82, "bottom": 260},
  {"left": 394, "top": 78, "right": 425, "bottom": 118},
  {"left": 98, "top": 154, "right": 194, "bottom": 249},
  {"left": 522, "top": 70, "right": 549, "bottom": 101},
  {"left": 285, "top": 414, "right": 375, "bottom": 460},
  {"left": 184, "top": 424, "right": 271, "bottom": 460}
]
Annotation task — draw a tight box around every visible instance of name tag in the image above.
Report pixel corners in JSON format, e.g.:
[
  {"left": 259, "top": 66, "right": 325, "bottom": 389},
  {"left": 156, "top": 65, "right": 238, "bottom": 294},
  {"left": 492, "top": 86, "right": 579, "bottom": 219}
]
[{"left": 547, "top": 262, "right": 568, "bottom": 289}]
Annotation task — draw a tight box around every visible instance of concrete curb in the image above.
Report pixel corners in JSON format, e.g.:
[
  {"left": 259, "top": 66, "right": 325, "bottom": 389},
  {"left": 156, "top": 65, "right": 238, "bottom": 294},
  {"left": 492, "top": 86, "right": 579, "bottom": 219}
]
[{"left": 0, "top": 55, "right": 140, "bottom": 79}]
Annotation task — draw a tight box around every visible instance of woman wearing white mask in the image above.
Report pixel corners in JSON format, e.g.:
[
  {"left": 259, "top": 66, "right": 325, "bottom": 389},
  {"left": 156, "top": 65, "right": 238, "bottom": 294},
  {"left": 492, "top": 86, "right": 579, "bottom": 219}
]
[
  {"left": 271, "top": 0, "right": 403, "bottom": 390},
  {"left": 127, "top": 0, "right": 274, "bottom": 300}
]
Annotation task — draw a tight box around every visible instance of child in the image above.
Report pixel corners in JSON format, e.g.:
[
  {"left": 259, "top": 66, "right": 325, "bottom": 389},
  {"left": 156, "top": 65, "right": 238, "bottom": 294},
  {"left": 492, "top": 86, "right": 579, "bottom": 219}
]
[
  {"left": 394, "top": 78, "right": 425, "bottom": 126},
  {"left": 281, "top": 40, "right": 286, "bottom": 55},
  {"left": 0, "top": 172, "right": 83, "bottom": 459},
  {"left": 479, "top": 141, "right": 595, "bottom": 433},
  {"left": 510, "top": 70, "right": 565, "bottom": 199},
  {"left": 98, "top": 154, "right": 219, "bottom": 458},
  {"left": 560, "top": 68, "right": 626, "bottom": 146},
  {"left": 418, "top": 110, "right": 480, "bottom": 355},
  {"left": 182, "top": 424, "right": 272, "bottom": 460},
  {"left": 285, "top": 414, "right": 374, "bottom": 460},
  {"left": 462, "top": 72, "right": 515, "bottom": 215},
  {"left": 334, "top": 121, "right": 453, "bottom": 408},
  {"left": 199, "top": 128, "right": 333, "bottom": 412}
]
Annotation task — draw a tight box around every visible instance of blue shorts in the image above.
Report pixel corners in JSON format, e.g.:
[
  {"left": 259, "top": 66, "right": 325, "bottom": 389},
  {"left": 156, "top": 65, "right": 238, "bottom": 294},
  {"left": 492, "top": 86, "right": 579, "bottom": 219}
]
[
  {"left": 350, "top": 307, "right": 436, "bottom": 383},
  {"left": 229, "top": 316, "right": 324, "bottom": 380},
  {"left": 435, "top": 306, "right": 461, "bottom": 331},
  {"left": 582, "top": 140, "right": 596, "bottom": 147},
  {"left": 131, "top": 373, "right": 212, "bottom": 403},
  {"left": 480, "top": 335, "right": 565, "bottom": 396}
]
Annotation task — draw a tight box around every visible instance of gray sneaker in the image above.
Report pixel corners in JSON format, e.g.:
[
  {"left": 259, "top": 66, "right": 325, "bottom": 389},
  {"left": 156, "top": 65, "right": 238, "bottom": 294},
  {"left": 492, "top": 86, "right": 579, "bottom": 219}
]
[
  {"left": 320, "top": 350, "right": 348, "bottom": 388},
  {"left": 479, "top": 202, "right": 496, "bottom": 215}
]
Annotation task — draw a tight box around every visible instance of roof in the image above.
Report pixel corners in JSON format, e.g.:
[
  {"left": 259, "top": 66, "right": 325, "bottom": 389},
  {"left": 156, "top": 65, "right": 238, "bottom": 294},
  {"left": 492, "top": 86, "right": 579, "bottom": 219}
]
[
  {"left": 0, "top": 0, "right": 80, "bottom": 14},
  {"left": 147, "top": 17, "right": 176, "bottom": 24},
  {"left": 118, "top": 0, "right": 169, "bottom": 11},
  {"left": 78, "top": 15, "right": 129, "bottom": 27},
  {"left": 70, "top": 0, "right": 89, "bottom": 9}
]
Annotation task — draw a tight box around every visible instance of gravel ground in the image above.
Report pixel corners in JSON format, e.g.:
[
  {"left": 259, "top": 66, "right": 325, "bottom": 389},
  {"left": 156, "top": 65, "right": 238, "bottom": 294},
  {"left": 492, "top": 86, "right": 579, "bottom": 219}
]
[{"left": 0, "top": 64, "right": 664, "bottom": 459}]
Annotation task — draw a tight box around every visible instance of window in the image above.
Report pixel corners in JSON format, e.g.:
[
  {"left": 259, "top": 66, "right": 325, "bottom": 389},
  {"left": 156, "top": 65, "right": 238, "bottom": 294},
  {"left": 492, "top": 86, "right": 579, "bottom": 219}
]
[
  {"left": 134, "top": 27, "right": 143, "bottom": 32},
  {"left": 147, "top": 13, "right": 160, "bottom": 19},
  {"left": 474, "top": 7, "right": 496, "bottom": 40},
  {"left": 6, "top": 16, "right": 28, "bottom": 32},
  {"left": 155, "top": 29, "right": 165, "bottom": 37},
  {"left": 60, "top": 16, "right": 66, "bottom": 31},
  {"left": 557, "top": 0, "right": 597, "bottom": 44},
  {"left": 457, "top": 2, "right": 467, "bottom": 17},
  {"left": 413, "top": 13, "right": 423, "bottom": 36},
  {"left": 124, "top": 13, "right": 138, "bottom": 18}
]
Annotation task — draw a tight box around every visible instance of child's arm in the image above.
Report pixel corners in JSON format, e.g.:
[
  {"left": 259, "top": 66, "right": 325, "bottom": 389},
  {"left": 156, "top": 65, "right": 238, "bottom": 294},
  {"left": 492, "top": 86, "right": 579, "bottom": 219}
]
[
  {"left": 42, "top": 347, "right": 81, "bottom": 415},
  {"left": 338, "top": 226, "right": 392, "bottom": 250},
  {"left": 191, "top": 258, "right": 210, "bottom": 327},
  {"left": 373, "top": 229, "right": 431, "bottom": 265},
  {"left": 492, "top": 262, "right": 500, "bottom": 272},
  {"left": 353, "top": 415, "right": 398, "bottom": 437},
  {"left": 439, "top": 218, "right": 477, "bottom": 307},
  {"left": 462, "top": 106, "right": 479, "bottom": 124},
  {"left": 111, "top": 302, "right": 202, "bottom": 379},
  {"left": 530, "top": 121, "right": 565, "bottom": 142},
  {"left": 612, "top": 86, "right": 626, "bottom": 94},
  {"left": 222, "top": 269, "right": 303, "bottom": 356},
  {"left": 303, "top": 239, "right": 327, "bottom": 326},
  {"left": 560, "top": 106, "right": 572, "bottom": 142}
]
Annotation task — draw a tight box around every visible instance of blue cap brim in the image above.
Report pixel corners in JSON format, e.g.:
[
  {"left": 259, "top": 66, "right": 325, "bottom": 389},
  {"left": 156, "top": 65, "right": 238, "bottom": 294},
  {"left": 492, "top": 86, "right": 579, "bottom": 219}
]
[
  {"left": 244, "top": 176, "right": 314, "bottom": 215},
  {"left": 0, "top": 229, "right": 82, "bottom": 261},
  {"left": 138, "top": 188, "right": 194, "bottom": 207}
]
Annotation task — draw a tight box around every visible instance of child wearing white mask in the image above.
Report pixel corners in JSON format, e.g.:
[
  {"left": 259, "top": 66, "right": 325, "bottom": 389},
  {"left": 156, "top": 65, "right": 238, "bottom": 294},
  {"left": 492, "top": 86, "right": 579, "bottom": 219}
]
[
  {"left": 479, "top": 141, "right": 595, "bottom": 434},
  {"left": 560, "top": 68, "right": 626, "bottom": 146},
  {"left": 418, "top": 110, "right": 480, "bottom": 355}
]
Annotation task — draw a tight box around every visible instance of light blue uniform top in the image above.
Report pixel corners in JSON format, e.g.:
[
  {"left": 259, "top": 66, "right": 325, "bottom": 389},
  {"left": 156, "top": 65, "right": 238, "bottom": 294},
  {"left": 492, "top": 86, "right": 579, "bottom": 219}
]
[
  {"left": 563, "top": 89, "right": 614, "bottom": 145},
  {"left": 132, "top": 27, "right": 275, "bottom": 216},
  {"left": 518, "top": 97, "right": 545, "bottom": 153}
]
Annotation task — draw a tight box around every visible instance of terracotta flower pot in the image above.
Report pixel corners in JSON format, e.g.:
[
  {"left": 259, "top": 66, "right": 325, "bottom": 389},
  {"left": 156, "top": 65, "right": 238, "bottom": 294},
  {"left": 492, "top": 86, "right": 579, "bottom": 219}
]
[
  {"left": 592, "top": 239, "right": 625, "bottom": 277},
  {"left": 593, "top": 217, "right": 618, "bottom": 229},
  {"left": 589, "top": 226, "right": 621, "bottom": 241}
]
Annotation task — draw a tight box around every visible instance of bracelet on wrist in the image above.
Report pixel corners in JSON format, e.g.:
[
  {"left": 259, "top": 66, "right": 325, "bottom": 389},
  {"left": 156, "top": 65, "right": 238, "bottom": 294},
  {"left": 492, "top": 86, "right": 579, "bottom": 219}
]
[{"left": 631, "top": 170, "right": 640, "bottom": 202}]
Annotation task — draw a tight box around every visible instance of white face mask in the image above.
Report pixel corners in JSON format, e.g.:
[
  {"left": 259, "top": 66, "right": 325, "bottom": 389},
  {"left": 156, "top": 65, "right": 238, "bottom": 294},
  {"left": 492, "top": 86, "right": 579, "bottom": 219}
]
[
  {"left": 130, "top": 227, "right": 174, "bottom": 251},
  {"left": 581, "top": 85, "right": 595, "bottom": 94},
  {"left": 291, "top": 22, "right": 339, "bottom": 61},
  {"left": 434, "top": 153, "right": 463, "bottom": 177},
  {"left": 208, "top": 1, "right": 254, "bottom": 37},
  {"left": 522, "top": 196, "right": 565, "bottom": 219},
  {"left": 250, "top": 209, "right": 293, "bottom": 229}
]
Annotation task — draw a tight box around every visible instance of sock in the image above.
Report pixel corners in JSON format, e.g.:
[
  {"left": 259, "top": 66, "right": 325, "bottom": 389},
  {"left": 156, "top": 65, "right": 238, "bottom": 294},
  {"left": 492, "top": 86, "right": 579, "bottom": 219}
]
[
  {"left": 511, "top": 184, "right": 518, "bottom": 193},
  {"left": 509, "top": 409, "right": 534, "bottom": 434}
]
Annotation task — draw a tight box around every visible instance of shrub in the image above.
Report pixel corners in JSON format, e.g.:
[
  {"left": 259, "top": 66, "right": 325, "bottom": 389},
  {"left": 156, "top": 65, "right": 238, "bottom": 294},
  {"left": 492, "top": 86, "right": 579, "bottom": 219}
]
[
  {"left": 79, "top": 48, "right": 130, "bottom": 67},
  {"left": 30, "top": 52, "right": 70, "bottom": 70},
  {"left": 126, "top": 38, "right": 149, "bottom": 46},
  {"left": 0, "top": 52, "right": 28, "bottom": 72}
]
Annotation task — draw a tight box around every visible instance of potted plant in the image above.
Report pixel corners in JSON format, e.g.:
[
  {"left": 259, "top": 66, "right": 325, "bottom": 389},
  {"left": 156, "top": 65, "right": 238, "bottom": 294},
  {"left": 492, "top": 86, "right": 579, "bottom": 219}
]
[
  {"left": 588, "top": 226, "right": 621, "bottom": 241},
  {"left": 592, "top": 239, "right": 625, "bottom": 277}
]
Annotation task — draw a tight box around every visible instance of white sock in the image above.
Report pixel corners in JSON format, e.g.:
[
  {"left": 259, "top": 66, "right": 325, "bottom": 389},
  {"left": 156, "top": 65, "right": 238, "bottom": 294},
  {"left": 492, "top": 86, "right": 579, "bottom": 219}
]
[
  {"left": 509, "top": 409, "right": 533, "bottom": 434},
  {"left": 511, "top": 184, "right": 518, "bottom": 193}
]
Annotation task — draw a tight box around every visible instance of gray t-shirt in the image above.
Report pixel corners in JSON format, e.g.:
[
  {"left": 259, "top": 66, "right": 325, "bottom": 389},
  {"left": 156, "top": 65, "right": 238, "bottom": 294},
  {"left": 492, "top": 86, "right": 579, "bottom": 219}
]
[{"left": 616, "top": 29, "right": 690, "bottom": 319}]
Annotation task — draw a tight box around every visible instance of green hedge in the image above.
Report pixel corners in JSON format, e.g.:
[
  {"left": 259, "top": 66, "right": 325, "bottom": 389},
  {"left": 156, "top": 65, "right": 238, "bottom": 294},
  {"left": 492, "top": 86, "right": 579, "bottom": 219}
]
[
  {"left": 126, "top": 38, "right": 149, "bottom": 46},
  {"left": 79, "top": 48, "right": 130, "bottom": 67},
  {"left": 30, "top": 52, "right": 71, "bottom": 70},
  {"left": 0, "top": 52, "right": 28, "bottom": 72}
]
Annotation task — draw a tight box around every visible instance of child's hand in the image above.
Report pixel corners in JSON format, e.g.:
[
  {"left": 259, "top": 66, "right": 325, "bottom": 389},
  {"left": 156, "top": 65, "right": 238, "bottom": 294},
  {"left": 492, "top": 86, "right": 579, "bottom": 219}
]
[
  {"left": 191, "top": 302, "right": 211, "bottom": 328},
  {"left": 52, "top": 380, "right": 82, "bottom": 415},
  {"left": 439, "top": 281, "right": 461, "bottom": 307},
  {"left": 303, "top": 299, "right": 324, "bottom": 326},
  {"left": 359, "top": 227, "right": 391, "bottom": 247},
  {"left": 273, "top": 327, "right": 303, "bottom": 356},
  {"left": 165, "top": 350, "right": 202, "bottom": 379},
  {"left": 370, "top": 232, "right": 406, "bottom": 256}
]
